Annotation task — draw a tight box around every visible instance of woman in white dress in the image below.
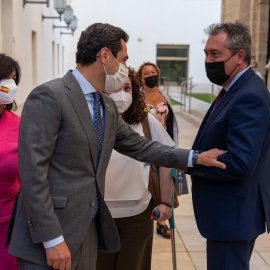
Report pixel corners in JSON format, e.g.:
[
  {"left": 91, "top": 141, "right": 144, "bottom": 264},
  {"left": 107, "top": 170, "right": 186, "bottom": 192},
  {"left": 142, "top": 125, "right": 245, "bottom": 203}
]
[{"left": 96, "top": 67, "right": 175, "bottom": 270}]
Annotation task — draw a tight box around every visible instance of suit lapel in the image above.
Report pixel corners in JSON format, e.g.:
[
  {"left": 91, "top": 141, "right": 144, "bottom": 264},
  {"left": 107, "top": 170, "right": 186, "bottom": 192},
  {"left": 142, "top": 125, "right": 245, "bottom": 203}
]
[
  {"left": 196, "top": 90, "right": 234, "bottom": 148},
  {"left": 63, "top": 71, "right": 98, "bottom": 170},
  {"left": 195, "top": 68, "right": 255, "bottom": 149},
  {"left": 192, "top": 102, "right": 214, "bottom": 149}
]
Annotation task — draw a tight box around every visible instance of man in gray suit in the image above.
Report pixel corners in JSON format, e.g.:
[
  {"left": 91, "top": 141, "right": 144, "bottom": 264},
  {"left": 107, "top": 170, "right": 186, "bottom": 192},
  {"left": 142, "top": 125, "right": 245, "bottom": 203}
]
[{"left": 8, "top": 23, "right": 226, "bottom": 270}]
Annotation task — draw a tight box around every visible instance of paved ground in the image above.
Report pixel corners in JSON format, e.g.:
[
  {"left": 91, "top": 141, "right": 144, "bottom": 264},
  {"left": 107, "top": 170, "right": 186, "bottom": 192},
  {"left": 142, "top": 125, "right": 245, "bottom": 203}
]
[{"left": 151, "top": 95, "right": 270, "bottom": 270}]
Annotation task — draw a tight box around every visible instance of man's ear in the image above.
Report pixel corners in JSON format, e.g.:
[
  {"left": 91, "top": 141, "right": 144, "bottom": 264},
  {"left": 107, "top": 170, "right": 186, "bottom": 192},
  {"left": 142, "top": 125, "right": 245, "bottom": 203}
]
[
  {"left": 237, "top": 49, "right": 246, "bottom": 64},
  {"left": 100, "top": 47, "right": 109, "bottom": 65}
]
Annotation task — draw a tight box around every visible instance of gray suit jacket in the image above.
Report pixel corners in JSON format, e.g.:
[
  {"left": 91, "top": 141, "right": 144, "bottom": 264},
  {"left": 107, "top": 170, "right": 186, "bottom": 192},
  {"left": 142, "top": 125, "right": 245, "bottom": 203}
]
[{"left": 8, "top": 71, "right": 190, "bottom": 266}]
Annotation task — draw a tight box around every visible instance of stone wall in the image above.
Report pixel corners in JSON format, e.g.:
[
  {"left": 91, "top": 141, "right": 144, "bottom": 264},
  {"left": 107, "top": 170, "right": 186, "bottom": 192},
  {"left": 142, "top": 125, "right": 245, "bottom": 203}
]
[{"left": 221, "top": 0, "right": 270, "bottom": 81}]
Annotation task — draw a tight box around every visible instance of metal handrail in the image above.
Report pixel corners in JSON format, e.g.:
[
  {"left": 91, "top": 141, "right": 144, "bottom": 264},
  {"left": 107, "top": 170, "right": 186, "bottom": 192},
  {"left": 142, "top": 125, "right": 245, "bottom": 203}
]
[
  {"left": 179, "top": 77, "right": 193, "bottom": 112},
  {"left": 160, "top": 76, "right": 170, "bottom": 95},
  {"left": 160, "top": 77, "right": 194, "bottom": 113}
]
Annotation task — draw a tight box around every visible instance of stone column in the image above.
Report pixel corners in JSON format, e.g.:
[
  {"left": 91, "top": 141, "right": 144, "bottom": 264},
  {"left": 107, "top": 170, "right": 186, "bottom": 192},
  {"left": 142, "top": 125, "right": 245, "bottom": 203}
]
[
  {"left": 249, "top": 0, "right": 258, "bottom": 60},
  {"left": 265, "top": 60, "right": 270, "bottom": 91},
  {"left": 239, "top": 0, "right": 251, "bottom": 23},
  {"left": 256, "top": 0, "right": 270, "bottom": 79},
  {"left": 221, "top": 0, "right": 242, "bottom": 22}
]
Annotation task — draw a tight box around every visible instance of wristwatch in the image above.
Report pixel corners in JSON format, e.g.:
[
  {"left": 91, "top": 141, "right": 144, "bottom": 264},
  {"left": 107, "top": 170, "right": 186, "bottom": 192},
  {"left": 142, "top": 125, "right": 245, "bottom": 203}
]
[{"left": 192, "top": 150, "right": 200, "bottom": 165}]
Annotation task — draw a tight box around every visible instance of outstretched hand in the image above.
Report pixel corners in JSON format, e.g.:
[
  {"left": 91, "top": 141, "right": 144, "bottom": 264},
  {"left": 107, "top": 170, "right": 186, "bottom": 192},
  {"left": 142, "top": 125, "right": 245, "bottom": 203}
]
[{"left": 197, "top": 148, "right": 227, "bottom": 169}]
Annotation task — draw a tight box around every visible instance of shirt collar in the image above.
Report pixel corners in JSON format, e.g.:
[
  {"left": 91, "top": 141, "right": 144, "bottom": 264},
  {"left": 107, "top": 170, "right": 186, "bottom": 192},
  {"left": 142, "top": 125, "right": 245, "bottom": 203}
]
[
  {"left": 224, "top": 66, "right": 249, "bottom": 92},
  {"left": 72, "top": 68, "right": 97, "bottom": 95}
]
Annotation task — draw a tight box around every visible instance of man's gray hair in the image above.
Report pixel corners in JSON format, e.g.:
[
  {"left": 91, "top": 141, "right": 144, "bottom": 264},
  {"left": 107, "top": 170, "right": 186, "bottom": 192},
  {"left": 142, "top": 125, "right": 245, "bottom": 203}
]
[{"left": 205, "top": 21, "right": 251, "bottom": 65}]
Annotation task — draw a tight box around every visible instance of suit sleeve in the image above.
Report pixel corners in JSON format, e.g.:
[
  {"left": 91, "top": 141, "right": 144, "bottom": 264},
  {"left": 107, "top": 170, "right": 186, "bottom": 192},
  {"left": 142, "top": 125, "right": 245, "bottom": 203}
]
[
  {"left": 112, "top": 104, "right": 190, "bottom": 171},
  {"left": 18, "top": 84, "right": 63, "bottom": 243},
  {"left": 188, "top": 92, "right": 269, "bottom": 180}
]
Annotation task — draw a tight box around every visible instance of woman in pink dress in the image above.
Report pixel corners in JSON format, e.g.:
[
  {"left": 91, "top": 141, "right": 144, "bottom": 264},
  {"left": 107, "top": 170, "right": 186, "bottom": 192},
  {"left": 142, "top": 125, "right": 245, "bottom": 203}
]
[
  {"left": 137, "top": 62, "right": 179, "bottom": 239},
  {"left": 0, "top": 53, "right": 21, "bottom": 270}
]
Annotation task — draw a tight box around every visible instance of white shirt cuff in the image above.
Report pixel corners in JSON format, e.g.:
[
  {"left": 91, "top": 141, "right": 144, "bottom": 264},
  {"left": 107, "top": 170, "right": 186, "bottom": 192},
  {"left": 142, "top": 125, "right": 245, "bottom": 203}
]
[
  {"left": 188, "top": 150, "right": 194, "bottom": 167},
  {"left": 43, "top": 235, "right": 64, "bottom": 248}
]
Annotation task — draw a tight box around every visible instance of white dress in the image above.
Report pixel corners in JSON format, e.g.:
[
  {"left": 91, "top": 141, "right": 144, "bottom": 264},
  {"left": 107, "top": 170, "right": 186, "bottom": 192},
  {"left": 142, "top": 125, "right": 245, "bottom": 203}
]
[{"left": 104, "top": 113, "right": 175, "bottom": 218}]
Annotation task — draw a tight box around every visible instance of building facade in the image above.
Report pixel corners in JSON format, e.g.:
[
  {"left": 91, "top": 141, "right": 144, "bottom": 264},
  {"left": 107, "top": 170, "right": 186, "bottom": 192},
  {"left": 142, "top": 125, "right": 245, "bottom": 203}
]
[
  {"left": 65, "top": 0, "right": 222, "bottom": 87},
  {"left": 0, "top": 0, "right": 70, "bottom": 113},
  {"left": 221, "top": 0, "right": 270, "bottom": 83}
]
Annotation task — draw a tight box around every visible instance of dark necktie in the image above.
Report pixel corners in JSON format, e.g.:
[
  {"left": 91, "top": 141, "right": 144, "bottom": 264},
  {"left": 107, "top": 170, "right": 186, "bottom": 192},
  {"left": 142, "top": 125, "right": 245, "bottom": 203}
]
[
  {"left": 210, "top": 88, "right": 226, "bottom": 116},
  {"left": 92, "top": 92, "right": 103, "bottom": 163},
  {"left": 91, "top": 92, "right": 103, "bottom": 218}
]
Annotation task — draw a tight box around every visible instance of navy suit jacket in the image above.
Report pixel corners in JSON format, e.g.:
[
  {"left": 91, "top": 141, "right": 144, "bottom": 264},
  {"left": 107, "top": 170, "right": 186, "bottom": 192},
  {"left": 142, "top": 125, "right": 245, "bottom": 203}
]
[{"left": 189, "top": 68, "right": 270, "bottom": 241}]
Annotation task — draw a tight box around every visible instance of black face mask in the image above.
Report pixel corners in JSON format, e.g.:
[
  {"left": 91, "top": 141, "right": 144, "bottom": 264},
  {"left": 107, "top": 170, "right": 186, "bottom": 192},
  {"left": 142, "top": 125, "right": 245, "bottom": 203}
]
[
  {"left": 205, "top": 53, "right": 238, "bottom": 86},
  {"left": 144, "top": 75, "right": 159, "bottom": 88}
]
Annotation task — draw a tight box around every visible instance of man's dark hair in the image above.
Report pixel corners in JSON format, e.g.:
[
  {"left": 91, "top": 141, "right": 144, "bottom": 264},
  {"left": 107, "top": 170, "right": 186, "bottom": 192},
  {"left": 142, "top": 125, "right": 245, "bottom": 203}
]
[
  {"left": 76, "top": 23, "right": 129, "bottom": 65},
  {"left": 205, "top": 21, "right": 251, "bottom": 65},
  {"left": 0, "top": 53, "right": 21, "bottom": 111}
]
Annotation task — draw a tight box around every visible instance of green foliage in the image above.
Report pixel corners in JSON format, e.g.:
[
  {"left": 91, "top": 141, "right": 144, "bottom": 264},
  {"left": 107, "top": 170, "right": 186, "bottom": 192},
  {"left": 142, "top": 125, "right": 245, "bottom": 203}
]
[
  {"left": 191, "top": 93, "right": 216, "bottom": 104},
  {"left": 170, "top": 99, "right": 181, "bottom": 105}
]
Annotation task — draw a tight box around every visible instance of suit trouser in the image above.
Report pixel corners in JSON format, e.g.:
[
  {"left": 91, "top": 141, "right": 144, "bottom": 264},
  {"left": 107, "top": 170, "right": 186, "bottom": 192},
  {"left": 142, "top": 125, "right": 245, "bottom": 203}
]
[
  {"left": 96, "top": 203, "right": 154, "bottom": 270},
  {"left": 17, "top": 219, "right": 98, "bottom": 270},
  {"left": 207, "top": 237, "right": 256, "bottom": 270}
]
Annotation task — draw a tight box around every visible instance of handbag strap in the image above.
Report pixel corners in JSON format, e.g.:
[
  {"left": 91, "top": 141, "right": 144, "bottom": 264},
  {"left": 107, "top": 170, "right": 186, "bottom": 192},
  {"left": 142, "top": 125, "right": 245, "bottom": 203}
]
[
  {"left": 142, "top": 114, "right": 152, "bottom": 141},
  {"left": 142, "top": 114, "right": 158, "bottom": 173}
]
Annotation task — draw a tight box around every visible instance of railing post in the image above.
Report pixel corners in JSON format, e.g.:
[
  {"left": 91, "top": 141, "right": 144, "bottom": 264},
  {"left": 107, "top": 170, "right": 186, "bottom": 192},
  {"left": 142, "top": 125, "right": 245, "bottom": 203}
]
[
  {"left": 167, "top": 78, "right": 170, "bottom": 95},
  {"left": 211, "top": 84, "right": 214, "bottom": 103},
  {"left": 188, "top": 78, "right": 192, "bottom": 114},
  {"left": 184, "top": 81, "right": 186, "bottom": 112},
  {"left": 180, "top": 82, "right": 183, "bottom": 112}
]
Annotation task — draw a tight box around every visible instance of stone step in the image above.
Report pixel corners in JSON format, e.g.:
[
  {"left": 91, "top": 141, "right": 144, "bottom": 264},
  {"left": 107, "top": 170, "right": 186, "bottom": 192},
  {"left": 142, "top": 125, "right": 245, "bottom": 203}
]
[
  {"left": 190, "top": 109, "right": 205, "bottom": 120},
  {"left": 176, "top": 110, "right": 203, "bottom": 128}
]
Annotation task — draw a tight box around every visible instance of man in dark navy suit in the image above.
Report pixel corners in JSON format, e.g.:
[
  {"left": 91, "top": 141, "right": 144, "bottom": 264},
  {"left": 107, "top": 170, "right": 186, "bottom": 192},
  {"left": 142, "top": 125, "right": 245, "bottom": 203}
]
[{"left": 188, "top": 21, "right": 270, "bottom": 270}]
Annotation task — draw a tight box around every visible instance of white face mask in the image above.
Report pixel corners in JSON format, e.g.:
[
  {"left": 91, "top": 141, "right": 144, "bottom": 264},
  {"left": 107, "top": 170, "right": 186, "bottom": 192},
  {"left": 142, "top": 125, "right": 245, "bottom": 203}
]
[
  {"left": 0, "top": 79, "right": 18, "bottom": 105},
  {"left": 104, "top": 52, "right": 129, "bottom": 92},
  {"left": 109, "top": 91, "right": 133, "bottom": 113}
]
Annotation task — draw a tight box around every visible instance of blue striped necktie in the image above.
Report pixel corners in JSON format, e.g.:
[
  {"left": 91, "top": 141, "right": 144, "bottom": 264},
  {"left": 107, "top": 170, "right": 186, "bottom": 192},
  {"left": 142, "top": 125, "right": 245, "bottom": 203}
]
[
  {"left": 91, "top": 92, "right": 103, "bottom": 218},
  {"left": 92, "top": 92, "right": 103, "bottom": 163}
]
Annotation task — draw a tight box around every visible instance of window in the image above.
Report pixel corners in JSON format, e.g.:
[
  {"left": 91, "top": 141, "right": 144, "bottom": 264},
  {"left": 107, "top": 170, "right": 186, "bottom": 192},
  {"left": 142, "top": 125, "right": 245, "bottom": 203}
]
[
  {"left": 32, "top": 31, "right": 37, "bottom": 85},
  {"left": 57, "top": 43, "right": 60, "bottom": 77},
  {"left": 1, "top": 0, "right": 13, "bottom": 55},
  {"left": 157, "top": 45, "right": 189, "bottom": 85},
  {"left": 62, "top": 46, "right": 65, "bottom": 75},
  {"left": 52, "top": 41, "right": 55, "bottom": 78}
]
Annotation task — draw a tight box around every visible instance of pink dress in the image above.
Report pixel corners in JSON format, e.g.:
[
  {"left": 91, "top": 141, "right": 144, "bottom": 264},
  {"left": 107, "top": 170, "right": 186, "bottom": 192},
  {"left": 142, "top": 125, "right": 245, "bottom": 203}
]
[
  {"left": 146, "top": 102, "right": 169, "bottom": 128},
  {"left": 0, "top": 109, "right": 20, "bottom": 270}
]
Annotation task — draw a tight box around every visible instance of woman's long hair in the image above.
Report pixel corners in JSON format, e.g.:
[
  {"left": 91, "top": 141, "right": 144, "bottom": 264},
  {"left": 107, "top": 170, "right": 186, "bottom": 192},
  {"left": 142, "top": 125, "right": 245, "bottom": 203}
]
[
  {"left": 136, "top": 62, "right": 160, "bottom": 88},
  {"left": 122, "top": 67, "right": 148, "bottom": 125}
]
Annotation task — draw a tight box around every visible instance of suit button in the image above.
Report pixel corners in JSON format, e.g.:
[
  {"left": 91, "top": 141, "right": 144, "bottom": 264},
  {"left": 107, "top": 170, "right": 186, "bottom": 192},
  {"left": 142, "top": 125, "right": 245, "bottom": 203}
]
[
  {"left": 28, "top": 220, "right": 34, "bottom": 231},
  {"left": 90, "top": 201, "right": 95, "bottom": 207}
]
